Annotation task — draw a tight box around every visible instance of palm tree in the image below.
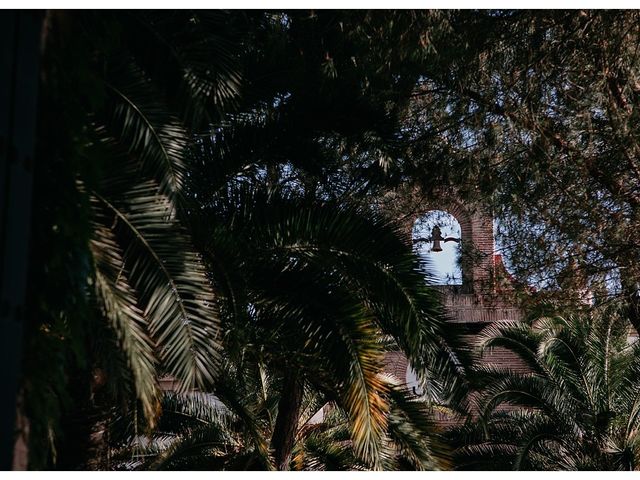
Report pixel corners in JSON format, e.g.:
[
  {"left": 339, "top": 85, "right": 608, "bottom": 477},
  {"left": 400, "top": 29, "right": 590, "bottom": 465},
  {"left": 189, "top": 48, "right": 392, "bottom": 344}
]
[
  {"left": 24, "top": 10, "right": 464, "bottom": 469},
  {"left": 447, "top": 305, "right": 640, "bottom": 470},
  {"left": 24, "top": 11, "right": 248, "bottom": 467},
  {"left": 108, "top": 363, "right": 450, "bottom": 470},
  {"left": 102, "top": 184, "right": 466, "bottom": 471},
  {"left": 182, "top": 185, "right": 466, "bottom": 470}
]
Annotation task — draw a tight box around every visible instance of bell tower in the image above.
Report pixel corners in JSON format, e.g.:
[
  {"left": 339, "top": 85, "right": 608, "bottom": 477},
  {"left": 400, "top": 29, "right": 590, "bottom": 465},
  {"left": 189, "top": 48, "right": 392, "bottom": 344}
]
[
  {"left": 380, "top": 186, "right": 527, "bottom": 416},
  {"left": 407, "top": 195, "right": 497, "bottom": 296}
]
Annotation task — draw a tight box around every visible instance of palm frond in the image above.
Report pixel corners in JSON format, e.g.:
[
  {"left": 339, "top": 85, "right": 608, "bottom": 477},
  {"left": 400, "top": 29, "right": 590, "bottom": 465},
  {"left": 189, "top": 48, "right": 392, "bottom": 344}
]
[
  {"left": 211, "top": 362, "right": 274, "bottom": 466},
  {"left": 191, "top": 185, "right": 466, "bottom": 469},
  {"left": 458, "top": 305, "right": 640, "bottom": 470},
  {"left": 121, "top": 10, "right": 244, "bottom": 126},
  {"left": 89, "top": 213, "right": 160, "bottom": 424},
  {"left": 293, "top": 421, "right": 362, "bottom": 471},
  {"left": 384, "top": 380, "right": 451, "bottom": 470},
  {"left": 478, "top": 321, "right": 544, "bottom": 374},
  {"left": 102, "top": 63, "right": 190, "bottom": 206},
  {"left": 90, "top": 183, "right": 221, "bottom": 392}
]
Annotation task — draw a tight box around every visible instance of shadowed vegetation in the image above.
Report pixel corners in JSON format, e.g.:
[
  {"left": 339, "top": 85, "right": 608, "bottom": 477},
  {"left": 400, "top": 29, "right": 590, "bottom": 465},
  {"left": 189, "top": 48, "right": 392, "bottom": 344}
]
[
  {"left": 7, "top": 9, "right": 640, "bottom": 471},
  {"left": 448, "top": 305, "right": 640, "bottom": 470}
]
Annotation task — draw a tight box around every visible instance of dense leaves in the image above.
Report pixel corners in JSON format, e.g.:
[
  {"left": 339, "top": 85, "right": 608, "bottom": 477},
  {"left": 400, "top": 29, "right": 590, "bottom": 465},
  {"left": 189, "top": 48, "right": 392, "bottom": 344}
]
[
  {"left": 110, "top": 369, "right": 450, "bottom": 471},
  {"left": 24, "top": 11, "right": 247, "bottom": 466},
  {"left": 186, "top": 185, "right": 465, "bottom": 469},
  {"left": 25, "top": 10, "right": 464, "bottom": 470},
  {"left": 399, "top": 11, "right": 640, "bottom": 321},
  {"left": 448, "top": 306, "right": 640, "bottom": 470},
  {"left": 20, "top": 9, "right": 640, "bottom": 471}
]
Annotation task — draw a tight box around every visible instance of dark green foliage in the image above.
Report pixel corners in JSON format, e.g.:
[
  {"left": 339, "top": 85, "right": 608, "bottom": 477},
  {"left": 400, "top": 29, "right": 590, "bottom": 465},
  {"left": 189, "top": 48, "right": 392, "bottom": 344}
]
[
  {"left": 25, "top": 10, "right": 464, "bottom": 470},
  {"left": 24, "top": 10, "right": 248, "bottom": 467},
  {"left": 110, "top": 373, "right": 450, "bottom": 470},
  {"left": 448, "top": 306, "right": 640, "bottom": 470},
  {"left": 189, "top": 11, "right": 444, "bottom": 205},
  {"left": 26, "top": 9, "right": 640, "bottom": 471},
  {"left": 400, "top": 11, "right": 640, "bottom": 318},
  {"left": 186, "top": 185, "right": 464, "bottom": 469}
]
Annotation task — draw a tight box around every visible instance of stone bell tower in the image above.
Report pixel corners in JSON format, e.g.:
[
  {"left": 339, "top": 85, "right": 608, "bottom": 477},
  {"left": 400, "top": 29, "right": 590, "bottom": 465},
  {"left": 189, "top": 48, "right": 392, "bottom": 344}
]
[{"left": 380, "top": 186, "right": 527, "bottom": 416}]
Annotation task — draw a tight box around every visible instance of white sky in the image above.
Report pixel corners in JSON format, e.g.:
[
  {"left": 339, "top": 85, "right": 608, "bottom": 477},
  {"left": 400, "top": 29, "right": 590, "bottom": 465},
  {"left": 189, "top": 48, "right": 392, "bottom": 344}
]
[{"left": 412, "top": 211, "right": 463, "bottom": 285}]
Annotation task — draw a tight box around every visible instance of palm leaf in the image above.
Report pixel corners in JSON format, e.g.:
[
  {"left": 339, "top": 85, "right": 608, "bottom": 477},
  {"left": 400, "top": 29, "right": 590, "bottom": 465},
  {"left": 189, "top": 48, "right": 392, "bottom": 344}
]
[
  {"left": 89, "top": 206, "right": 160, "bottom": 425},
  {"left": 119, "top": 10, "right": 243, "bottom": 126},
  {"left": 103, "top": 63, "right": 189, "bottom": 206},
  {"left": 384, "top": 379, "right": 451, "bottom": 470},
  {"left": 90, "top": 182, "right": 221, "bottom": 392}
]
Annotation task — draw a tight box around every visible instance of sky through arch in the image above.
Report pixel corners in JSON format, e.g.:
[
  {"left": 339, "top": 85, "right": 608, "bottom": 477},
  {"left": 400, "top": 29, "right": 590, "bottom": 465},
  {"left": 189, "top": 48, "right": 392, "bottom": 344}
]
[{"left": 412, "top": 210, "right": 463, "bottom": 286}]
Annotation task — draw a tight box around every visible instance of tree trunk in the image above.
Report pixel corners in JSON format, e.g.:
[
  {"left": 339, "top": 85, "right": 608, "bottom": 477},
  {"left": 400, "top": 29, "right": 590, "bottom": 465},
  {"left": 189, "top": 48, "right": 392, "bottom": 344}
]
[
  {"left": 11, "top": 391, "right": 28, "bottom": 470},
  {"left": 270, "top": 371, "right": 303, "bottom": 471}
]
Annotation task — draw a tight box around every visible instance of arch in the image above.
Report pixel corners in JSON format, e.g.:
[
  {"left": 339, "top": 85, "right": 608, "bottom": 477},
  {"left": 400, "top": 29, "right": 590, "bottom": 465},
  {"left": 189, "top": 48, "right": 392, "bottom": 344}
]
[
  {"left": 405, "top": 364, "right": 424, "bottom": 397},
  {"left": 412, "top": 210, "right": 463, "bottom": 285},
  {"left": 382, "top": 186, "right": 495, "bottom": 293}
]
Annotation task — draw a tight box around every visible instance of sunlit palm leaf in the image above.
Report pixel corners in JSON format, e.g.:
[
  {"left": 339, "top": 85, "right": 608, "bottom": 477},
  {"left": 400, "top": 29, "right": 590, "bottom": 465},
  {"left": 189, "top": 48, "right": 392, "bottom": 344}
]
[
  {"left": 90, "top": 216, "right": 160, "bottom": 425},
  {"left": 103, "top": 64, "right": 189, "bottom": 206},
  {"left": 90, "top": 183, "right": 221, "bottom": 392},
  {"left": 196, "top": 185, "right": 465, "bottom": 468}
]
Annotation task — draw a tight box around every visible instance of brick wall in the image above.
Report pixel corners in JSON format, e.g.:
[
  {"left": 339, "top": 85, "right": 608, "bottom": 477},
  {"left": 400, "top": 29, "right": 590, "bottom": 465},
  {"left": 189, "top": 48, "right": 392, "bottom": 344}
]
[
  {"left": 379, "top": 186, "right": 528, "bottom": 424},
  {"left": 440, "top": 290, "right": 522, "bottom": 323},
  {"left": 388, "top": 189, "right": 497, "bottom": 295}
]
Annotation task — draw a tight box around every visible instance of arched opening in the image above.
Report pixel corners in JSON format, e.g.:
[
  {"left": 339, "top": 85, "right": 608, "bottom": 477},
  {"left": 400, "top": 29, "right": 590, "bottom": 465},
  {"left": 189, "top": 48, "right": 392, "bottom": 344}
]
[
  {"left": 412, "top": 210, "right": 463, "bottom": 285},
  {"left": 405, "top": 365, "right": 423, "bottom": 397}
]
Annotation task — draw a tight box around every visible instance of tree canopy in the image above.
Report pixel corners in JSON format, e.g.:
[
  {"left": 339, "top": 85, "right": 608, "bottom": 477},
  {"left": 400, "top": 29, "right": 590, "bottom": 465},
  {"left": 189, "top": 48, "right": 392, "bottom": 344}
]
[
  {"left": 7, "top": 9, "right": 640, "bottom": 471},
  {"left": 400, "top": 11, "right": 640, "bottom": 320}
]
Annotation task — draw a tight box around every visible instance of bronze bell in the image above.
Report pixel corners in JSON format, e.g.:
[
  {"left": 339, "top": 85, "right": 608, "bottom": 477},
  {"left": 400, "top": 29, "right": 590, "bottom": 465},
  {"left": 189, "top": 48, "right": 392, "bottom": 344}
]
[{"left": 431, "top": 225, "right": 443, "bottom": 252}]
